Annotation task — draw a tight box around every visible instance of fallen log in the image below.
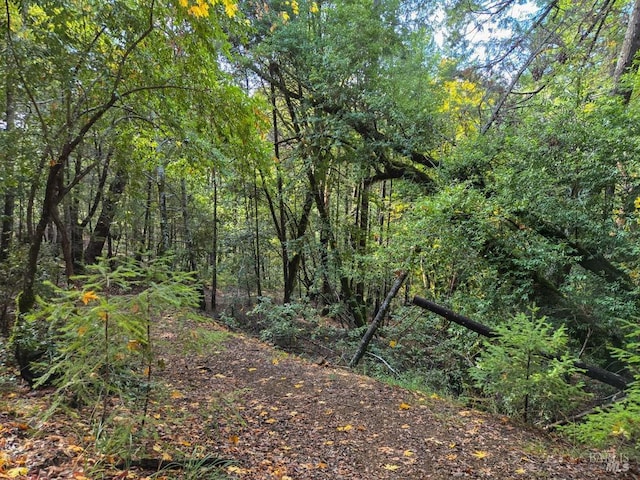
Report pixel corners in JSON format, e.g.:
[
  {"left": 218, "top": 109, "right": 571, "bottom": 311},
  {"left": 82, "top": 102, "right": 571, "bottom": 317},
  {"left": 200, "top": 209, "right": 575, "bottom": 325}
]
[
  {"left": 411, "top": 295, "right": 629, "bottom": 391},
  {"left": 349, "top": 271, "right": 409, "bottom": 368}
]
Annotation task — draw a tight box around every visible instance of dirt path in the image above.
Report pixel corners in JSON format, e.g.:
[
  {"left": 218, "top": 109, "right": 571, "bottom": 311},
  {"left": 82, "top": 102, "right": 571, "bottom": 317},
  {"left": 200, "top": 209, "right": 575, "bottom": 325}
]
[
  {"left": 1, "top": 317, "right": 638, "bottom": 479},
  {"left": 157, "top": 320, "right": 637, "bottom": 480}
]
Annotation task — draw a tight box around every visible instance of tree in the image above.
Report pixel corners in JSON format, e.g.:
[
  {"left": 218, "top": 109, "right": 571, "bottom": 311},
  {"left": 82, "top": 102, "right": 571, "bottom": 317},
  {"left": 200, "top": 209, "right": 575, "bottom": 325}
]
[{"left": 236, "top": 0, "right": 446, "bottom": 325}]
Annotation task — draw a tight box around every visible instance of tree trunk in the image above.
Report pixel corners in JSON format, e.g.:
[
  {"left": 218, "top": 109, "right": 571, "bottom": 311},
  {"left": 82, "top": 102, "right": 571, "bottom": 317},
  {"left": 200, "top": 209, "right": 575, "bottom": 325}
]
[
  {"left": 308, "top": 168, "right": 365, "bottom": 328},
  {"left": 350, "top": 270, "right": 409, "bottom": 368},
  {"left": 411, "top": 295, "right": 629, "bottom": 390},
  {"left": 0, "top": 69, "right": 16, "bottom": 261},
  {"left": 180, "top": 178, "right": 196, "bottom": 271},
  {"left": 209, "top": 171, "right": 218, "bottom": 312},
  {"left": 613, "top": 0, "right": 640, "bottom": 103},
  {"left": 252, "top": 171, "right": 262, "bottom": 297},
  {"left": 84, "top": 165, "right": 128, "bottom": 265},
  {"left": 157, "top": 164, "right": 169, "bottom": 255},
  {"left": 18, "top": 163, "right": 63, "bottom": 313}
]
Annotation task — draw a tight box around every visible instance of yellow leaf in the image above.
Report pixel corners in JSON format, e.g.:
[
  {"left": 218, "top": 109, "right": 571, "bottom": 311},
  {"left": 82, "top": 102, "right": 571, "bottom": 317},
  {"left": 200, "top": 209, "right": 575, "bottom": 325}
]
[
  {"left": 472, "top": 450, "right": 488, "bottom": 459},
  {"left": 78, "top": 325, "right": 88, "bottom": 336},
  {"left": 403, "top": 450, "right": 414, "bottom": 457},
  {"left": 515, "top": 468, "right": 526, "bottom": 474},
  {"left": 127, "top": 339, "right": 142, "bottom": 351},
  {"left": 317, "top": 461, "right": 328, "bottom": 469},
  {"left": 222, "top": 0, "right": 238, "bottom": 17},
  {"left": 81, "top": 290, "right": 99, "bottom": 305},
  {"left": 272, "top": 358, "right": 280, "bottom": 365},
  {"left": 401, "top": 424, "right": 410, "bottom": 429},
  {"left": 162, "top": 452, "right": 173, "bottom": 461},
  {"left": 294, "top": 382, "right": 304, "bottom": 388},
  {"left": 170, "top": 390, "right": 183, "bottom": 399},
  {"left": 336, "top": 424, "right": 353, "bottom": 432},
  {"left": 399, "top": 402, "right": 411, "bottom": 410},
  {"left": 248, "top": 367, "right": 257, "bottom": 372},
  {"left": 265, "top": 418, "right": 277, "bottom": 424},
  {"left": 446, "top": 453, "right": 458, "bottom": 461},
  {"left": 152, "top": 444, "right": 163, "bottom": 452},
  {"left": 383, "top": 464, "right": 399, "bottom": 471},
  {"left": 389, "top": 340, "right": 397, "bottom": 348},
  {"left": 228, "top": 435, "right": 239, "bottom": 444},
  {"left": 7, "top": 467, "right": 28, "bottom": 478},
  {"left": 227, "top": 465, "right": 249, "bottom": 474}
]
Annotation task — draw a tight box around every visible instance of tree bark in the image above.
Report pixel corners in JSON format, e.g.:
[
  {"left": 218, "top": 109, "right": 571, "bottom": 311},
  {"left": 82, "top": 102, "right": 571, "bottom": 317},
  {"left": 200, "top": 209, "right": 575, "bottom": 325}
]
[
  {"left": 180, "top": 178, "right": 196, "bottom": 271},
  {"left": 0, "top": 67, "right": 16, "bottom": 261},
  {"left": 613, "top": 0, "right": 640, "bottom": 103},
  {"left": 411, "top": 295, "right": 629, "bottom": 391},
  {"left": 209, "top": 171, "right": 218, "bottom": 312},
  {"left": 84, "top": 165, "right": 128, "bottom": 265},
  {"left": 350, "top": 270, "right": 409, "bottom": 368},
  {"left": 18, "top": 163, "right": 64, "bottom": 313}
]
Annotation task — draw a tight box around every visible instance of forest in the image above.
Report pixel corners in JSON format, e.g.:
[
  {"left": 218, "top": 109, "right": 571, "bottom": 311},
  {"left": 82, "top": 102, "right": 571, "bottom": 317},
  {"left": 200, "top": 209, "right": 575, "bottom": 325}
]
[{"left": 2, "top": 0, "right": 640, "bottom": 478}]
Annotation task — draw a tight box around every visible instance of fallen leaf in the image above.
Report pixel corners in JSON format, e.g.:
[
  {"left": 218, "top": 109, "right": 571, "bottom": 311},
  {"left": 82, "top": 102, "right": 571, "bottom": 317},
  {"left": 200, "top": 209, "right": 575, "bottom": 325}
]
[
  {"left": 472, "top": 450, "right": 489, "bottom": 459},
  {"left": 6, "top": 467, "right": 28, "bottom": 478},
  {"left": 515, "top": 468, "right": 527, "bottom": 474},
  {"left": 404, "top": 450, "right": 414, "bottom": 457},
  {"left": 399, "top": 402, "right": 411, "bottom": 410},
  {"left": 446, "top": 453, "right": 458, "bottom": 461},
  {"left": 336, "top": 424, "right": 353, "bottom": 432},
  {"left": 383, "top": 464, "right": 400, "bottom": 471}
]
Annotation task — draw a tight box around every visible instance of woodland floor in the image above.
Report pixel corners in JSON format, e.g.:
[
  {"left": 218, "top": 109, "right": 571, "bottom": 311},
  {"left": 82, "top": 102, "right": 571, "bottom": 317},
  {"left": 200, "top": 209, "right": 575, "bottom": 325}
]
[{"left": 1, "top": 312, "right": 639, "bottom": 480}]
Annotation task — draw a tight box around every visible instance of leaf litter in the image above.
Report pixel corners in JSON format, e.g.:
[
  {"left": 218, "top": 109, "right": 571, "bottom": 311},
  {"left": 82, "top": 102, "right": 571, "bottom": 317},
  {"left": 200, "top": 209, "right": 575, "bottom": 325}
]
[{"left": 1, "top": 316, "right": 638, "bottom": 479}]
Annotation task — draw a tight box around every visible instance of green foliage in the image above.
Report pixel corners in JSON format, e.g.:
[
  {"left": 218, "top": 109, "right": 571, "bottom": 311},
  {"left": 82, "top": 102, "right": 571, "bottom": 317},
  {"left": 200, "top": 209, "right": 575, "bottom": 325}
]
[
  {"left": 10, "top": 257, "right": 199, "bottom": 447},
  {"left": 562, "top": 320, "right": 640, "bottom": 450},
  {"left": 249, "top": 297, "right": 315, "bottom": 346},
  {"left": 470, "top": 310, "right": 589, "bottom": 424}
]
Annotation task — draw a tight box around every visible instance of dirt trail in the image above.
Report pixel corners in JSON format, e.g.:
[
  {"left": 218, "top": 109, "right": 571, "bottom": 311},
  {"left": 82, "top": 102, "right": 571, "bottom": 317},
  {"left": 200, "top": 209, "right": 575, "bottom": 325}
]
[
  {"left": 1, "top": 317, "right": 637, "bottom": 479},
  {"left": 159, "top": 321, "right": 637, "bottom": 479}
]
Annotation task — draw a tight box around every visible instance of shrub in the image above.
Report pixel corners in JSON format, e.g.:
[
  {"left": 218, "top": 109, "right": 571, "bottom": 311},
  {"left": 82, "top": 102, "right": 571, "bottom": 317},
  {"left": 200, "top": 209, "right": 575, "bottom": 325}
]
[{"left": 470, "top": 309, "right": 590, "bottom": 424}]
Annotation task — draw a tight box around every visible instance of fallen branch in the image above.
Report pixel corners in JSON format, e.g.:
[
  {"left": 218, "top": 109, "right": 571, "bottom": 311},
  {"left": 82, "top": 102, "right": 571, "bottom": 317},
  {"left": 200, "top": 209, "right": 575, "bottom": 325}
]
[
  {"left": 349, "top": 271, "right": 409, "bottom": 368},
  {"left": 411, "top": 295, "right": 629, "bottom": 391}
]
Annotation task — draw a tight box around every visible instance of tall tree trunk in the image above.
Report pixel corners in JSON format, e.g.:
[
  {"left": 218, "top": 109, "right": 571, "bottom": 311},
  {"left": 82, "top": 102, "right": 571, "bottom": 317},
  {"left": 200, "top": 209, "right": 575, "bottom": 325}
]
[
  {"left": 180, "top": 178, "right": 196, "bottom": 271},
  {"left": 18, "top": 163, "right": 63, "bottom": 313},
  {"left": 354, "top": 179, "right": 371, "bottom": 315},
  {"left": 210, "top": 171, "right": 218, "bottom": 312},
  {"left": 253, "top": 171, "right": 262, "bottom": 297},
  {"left": 157, "top": 164, "right": 169, "bottom": 255},
  {"left": 613, "top": 0, "right": 640, "bottom": 103},
  {"left": 84, "top": 165, "right": 128, "bottom": 265},
  {"left": 283, "top": 190, "right": 314, "bottom": 303},
  {"left": 308, "top": 168, "right": 365, "bottom": 328},
  {"left": 0, "top": 69, "right": 15, "bottom": 261}
]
